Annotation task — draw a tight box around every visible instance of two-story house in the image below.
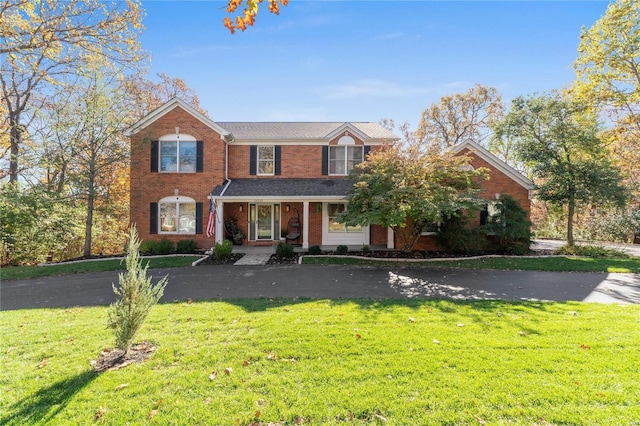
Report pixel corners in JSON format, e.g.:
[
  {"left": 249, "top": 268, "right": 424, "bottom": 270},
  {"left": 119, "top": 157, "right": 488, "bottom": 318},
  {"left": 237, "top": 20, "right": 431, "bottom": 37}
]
[{"left": 126, "top": 98, "right": 533, "bottom": 251}]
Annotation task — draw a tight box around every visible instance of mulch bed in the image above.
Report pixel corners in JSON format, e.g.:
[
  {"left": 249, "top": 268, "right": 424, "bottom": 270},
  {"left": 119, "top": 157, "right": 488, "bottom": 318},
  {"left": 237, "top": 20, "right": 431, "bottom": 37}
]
[
  {"left": 91, "top": 341, "right": 157, "bottom": 372},
  {"left": 197, "top": 253, "right": 245, "bottom": 265}
]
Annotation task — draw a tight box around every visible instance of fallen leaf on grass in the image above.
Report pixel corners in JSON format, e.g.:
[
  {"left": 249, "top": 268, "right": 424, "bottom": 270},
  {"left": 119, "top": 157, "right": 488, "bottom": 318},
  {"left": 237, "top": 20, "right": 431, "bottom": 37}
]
[
  {"left": 37, "top": 358, "right": 49, "bottom": 369},
  {"left": 205, "top": 397, "right": 212, "bottom": 404},
  {"left": 114, "top": 383, "right": 129, "bottom": 391},
  {"left": 457, "top": 323, "right": 465, "bottom": 327},
  {"left": 433, "top": 339, "right": 440, "bottom": 345},
  {"left": 254, "top": 410, "right": 261, "bottom": 418},
  {"left": 267, "top": 352, "right": 277, "bottom": 361},
  {"left": 209, "top": 371, "right": 218, "bottom": 380},
  {"left": 224, "top": 367, "right": 233, "bottom": 375},
  {"left": 243, "top": 360, "right": 250, "bottom": 367},
  {"left": 580, "top": 344, "right": 591, "bottom": 350},
  {"left": 355, "top": 333, "right": 362, "bottom": 339},
  {"left": 373, "top": 413, "right": 387, "bottom": 422},
  {"left": 94, "top": 407, "right": 107, "bottom": 420},
  {"left": 148, "top": 409, "right": 157, "bottom": 418},
  {"left": 408, "top": 317, "right": 415, "bottom": 323},
  {"left": 187, "top": 298, "right": 193, "bottom": 304}
]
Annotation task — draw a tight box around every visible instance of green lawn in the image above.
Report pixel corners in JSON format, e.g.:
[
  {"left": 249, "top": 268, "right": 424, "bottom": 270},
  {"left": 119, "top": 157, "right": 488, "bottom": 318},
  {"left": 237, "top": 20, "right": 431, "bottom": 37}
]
[
  {"left": 0, "top": 256, "right": 202, "bottom": 281},
  {"left": 302, "top": 255, "right": 640, "bottom": 273},
  {"left": 2, "top": 299, "right": 639, "bottom": 425}
]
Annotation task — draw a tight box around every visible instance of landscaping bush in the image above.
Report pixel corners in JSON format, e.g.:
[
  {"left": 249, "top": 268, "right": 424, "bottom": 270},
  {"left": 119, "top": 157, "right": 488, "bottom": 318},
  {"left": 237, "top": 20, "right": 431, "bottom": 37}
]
[
  {"left": 361, "top": 245, "right": 371, "bottom": 254},
  {"left": 214, "top": 239, "right": 233, "bottom": 259},
  {"left": 176, "top": 239, "right": 197, "bottom": 254},
  {"left": 437, "top": 215, "right": 488, "bottom": 255},
  {"left": 308, "top": 245, "right": 322, "bottom": 255},
  {"left": 139, "top": 239, "right": 175, "bottom": 255},
  {"left": 336, "top": 245, "right": 348, "bottom": 255},
  {"left": 107, "top": 227, "right": 167, "bottom": 353},
  {"left": 556, "top": 244, "right": 629, "bottom": 259},
  {"left": 275, "top": 241, "right": 295, "bottom": 258},
  {"left": 484, "top": 195, "right": 533, "bottom": 255}
]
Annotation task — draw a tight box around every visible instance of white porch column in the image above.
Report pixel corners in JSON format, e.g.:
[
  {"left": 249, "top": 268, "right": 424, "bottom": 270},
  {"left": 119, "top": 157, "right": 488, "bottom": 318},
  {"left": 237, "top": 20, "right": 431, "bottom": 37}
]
[
  {"left": 387, "top": 227, "right": 395, "bottom": 249},
  {"left": 215, "top": 201, "right": 224, "bottom": 245},
  {"left": 302, "top": 201, "right": 309, "bottom": 249}
]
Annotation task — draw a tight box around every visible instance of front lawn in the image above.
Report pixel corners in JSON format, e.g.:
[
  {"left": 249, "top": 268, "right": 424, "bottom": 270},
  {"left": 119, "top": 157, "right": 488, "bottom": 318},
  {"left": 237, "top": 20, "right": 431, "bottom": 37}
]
[
  {"left": 0, "top": 255, "right": 202, "bottom": 281},
  {"left": 2, "top": 299, "right": 639, "bottom": 424},
  {"left": 302, "top": 255, "right": 640, "bottom": 273}
]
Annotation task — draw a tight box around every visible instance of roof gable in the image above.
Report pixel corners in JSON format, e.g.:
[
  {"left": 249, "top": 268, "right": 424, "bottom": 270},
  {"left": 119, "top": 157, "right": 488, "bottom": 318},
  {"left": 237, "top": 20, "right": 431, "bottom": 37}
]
[
  {"left": 451, "top": 139, "right": 534, "bottom": 190},
  {"left": 124, "top": 97, "right": 229, "bottom": 137}
]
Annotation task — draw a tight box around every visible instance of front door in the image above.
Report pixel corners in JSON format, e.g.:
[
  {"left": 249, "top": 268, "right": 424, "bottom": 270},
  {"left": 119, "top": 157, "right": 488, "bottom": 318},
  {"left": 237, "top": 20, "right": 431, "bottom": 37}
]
[{"left": 256, "top": 204, "right": 273, "bottom": 240}]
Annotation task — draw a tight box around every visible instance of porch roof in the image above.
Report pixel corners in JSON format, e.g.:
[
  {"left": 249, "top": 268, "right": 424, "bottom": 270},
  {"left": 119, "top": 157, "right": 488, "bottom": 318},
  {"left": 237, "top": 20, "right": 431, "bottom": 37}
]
[{"left": 211, "top": 178, "right": 354, "bottom": 198}]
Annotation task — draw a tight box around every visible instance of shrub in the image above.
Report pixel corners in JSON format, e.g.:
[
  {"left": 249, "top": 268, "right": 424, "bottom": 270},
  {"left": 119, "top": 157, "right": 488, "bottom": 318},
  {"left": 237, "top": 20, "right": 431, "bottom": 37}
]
[
  {"left": 308, "top": 245, "right": 322, "bottom": 255},
  {"left": 361, "top": 245, "right": 371, "bottom": 254},
  {"left": 437, "top": 215, "right": 488, "bottom": 255},
  {"left": 484, "top": 195, "right": 533, "bottom": 255},
  {"left": 336, "top": 245, "right": 348, "bottom": 255},
  {"left": 176, "top": 239, "right": 197, "bottom": 254},
  {"left": 139, "top": 239, "right": 175, "bottom": 255},
  {"left": 275, "top": 241, "right": 295, "bottom": 258},
  {"left": 107, "top": 227, "right": 168, "bottom": 353},
  {"left": 556, "top": 244, "right": 629, "bottom": 259},
  {"left": 224, "top": 216, "right": 245, "bottom": 245},
  {"left": 214, "top": 239, "right": 233, "bottom": 259}
]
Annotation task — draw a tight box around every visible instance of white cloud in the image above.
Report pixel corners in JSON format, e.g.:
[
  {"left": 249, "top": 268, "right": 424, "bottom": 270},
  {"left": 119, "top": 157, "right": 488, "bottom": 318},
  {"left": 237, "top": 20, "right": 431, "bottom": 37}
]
[{"left": 375, "top": 32, "right": 406, "bottom": 40}]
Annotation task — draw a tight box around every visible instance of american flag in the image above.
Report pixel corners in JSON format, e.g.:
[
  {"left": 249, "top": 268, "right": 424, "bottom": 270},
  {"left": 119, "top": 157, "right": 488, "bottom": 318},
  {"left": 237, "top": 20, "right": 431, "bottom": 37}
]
[{"left": 206, "top": 198, "right": 216, "bottom": 238}]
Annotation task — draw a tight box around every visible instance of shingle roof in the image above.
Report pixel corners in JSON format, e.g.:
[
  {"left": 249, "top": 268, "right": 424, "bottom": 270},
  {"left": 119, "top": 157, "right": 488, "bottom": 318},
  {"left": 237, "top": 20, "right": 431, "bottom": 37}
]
[
  {"left": 211, "top": 178, "right": 354, "bottom": 198},
  {"left": 216, "top": 122, "right": 398, "bottom": 140}
]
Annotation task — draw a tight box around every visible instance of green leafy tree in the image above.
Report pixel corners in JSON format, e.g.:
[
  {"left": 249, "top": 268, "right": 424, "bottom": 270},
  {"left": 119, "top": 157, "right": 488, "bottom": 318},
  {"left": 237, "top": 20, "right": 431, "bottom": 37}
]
[
  {"left": 108, "top": 226, "right": 168, "bottom": 353},
  {"left": 340, "top": 143, "right": 487, "bottom": 252},
  {"left": 0, "top": 182, "right": 83, "bottom": 265},
  {"left": 493, "top": 93, "right": 628, "bottom": 246},
  {"left": 572, "top": 0, "right": 640, "bottom": 196}
]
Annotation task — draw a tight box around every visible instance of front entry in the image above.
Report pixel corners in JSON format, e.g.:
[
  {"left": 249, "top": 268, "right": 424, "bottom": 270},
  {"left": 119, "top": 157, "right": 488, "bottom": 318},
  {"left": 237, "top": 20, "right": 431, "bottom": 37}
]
[{"left": 249, "top": 203, "right": 281, "bottom": 241}]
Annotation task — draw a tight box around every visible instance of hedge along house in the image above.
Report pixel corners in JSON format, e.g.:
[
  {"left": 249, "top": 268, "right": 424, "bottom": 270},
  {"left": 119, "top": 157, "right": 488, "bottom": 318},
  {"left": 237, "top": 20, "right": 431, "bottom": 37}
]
[{"left": 126, "top": 98, "right": 533, "bottom": 251}]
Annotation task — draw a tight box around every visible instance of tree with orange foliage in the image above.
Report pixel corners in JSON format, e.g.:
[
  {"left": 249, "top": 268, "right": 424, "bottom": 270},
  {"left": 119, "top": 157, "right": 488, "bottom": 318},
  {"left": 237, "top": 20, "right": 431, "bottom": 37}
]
[{"left": 223, "top": 0, "right": 288, "bottom": 34}]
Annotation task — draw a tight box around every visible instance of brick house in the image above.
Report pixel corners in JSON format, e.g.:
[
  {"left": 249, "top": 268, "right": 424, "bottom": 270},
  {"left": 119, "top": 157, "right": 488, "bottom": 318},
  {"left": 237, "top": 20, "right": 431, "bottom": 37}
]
[{"left": 125, "top": 98, "right": 533, "bottom": 250}]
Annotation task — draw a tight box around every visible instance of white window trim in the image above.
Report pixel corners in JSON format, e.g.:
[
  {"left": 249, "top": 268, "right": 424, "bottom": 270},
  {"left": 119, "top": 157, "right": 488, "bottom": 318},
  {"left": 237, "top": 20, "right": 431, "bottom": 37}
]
[
  {"left": 257, "top": 145, "right": 275, "bottom": 176},
  {"left": 159, "top": 133, "right": 197, "bottom": 173},
  {"left": 158, "top": 195, "right": 196, "bottom": 235},
  {"left": 328, "top": 145, "right": 364, "bottom": 176}
]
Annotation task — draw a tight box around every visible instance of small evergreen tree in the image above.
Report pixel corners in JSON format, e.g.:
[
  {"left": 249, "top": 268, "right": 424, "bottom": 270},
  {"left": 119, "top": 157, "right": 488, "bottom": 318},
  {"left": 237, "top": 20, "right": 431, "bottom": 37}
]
[
  {"left": 485, "top": 195, "right": 533, "bottom": 255},
  {"left": 107, "top": 226, "right": 168, "bottom": 353}
]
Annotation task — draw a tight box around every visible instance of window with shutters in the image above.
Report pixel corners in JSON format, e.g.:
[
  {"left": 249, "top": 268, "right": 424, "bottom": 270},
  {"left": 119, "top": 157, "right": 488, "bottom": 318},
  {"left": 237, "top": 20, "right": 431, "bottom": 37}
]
[
  {"left": 328, "top": 136, "right": 364, "bottom": 175},
  {"left": 257, "top": 146, "right": 275, "bottom": 175},
  {"left": 159, "top": 196, "right": 196, "bottom": 234},
  {"left": 160, "top": 140, "right": 197, "bottom": 172}
]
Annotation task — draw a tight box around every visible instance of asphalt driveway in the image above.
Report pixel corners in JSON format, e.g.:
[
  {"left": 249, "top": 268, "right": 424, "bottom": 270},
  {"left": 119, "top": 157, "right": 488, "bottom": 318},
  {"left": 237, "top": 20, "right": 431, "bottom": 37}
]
[{"left": 2, "top": 264, "right": 639, "bottom": 311}]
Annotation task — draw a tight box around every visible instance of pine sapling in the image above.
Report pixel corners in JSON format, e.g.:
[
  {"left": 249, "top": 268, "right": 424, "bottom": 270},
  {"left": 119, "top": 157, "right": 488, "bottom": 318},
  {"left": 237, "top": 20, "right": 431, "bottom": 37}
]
[{"left": 107, "top": 226, "right": 168, "bottom": 353}]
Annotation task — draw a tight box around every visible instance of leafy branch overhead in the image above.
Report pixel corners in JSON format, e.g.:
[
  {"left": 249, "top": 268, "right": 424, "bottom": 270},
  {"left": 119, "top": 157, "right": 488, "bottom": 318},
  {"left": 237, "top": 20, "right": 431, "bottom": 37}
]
[{"left": 224, "top": 0, "right": 289, "bottom": 34}]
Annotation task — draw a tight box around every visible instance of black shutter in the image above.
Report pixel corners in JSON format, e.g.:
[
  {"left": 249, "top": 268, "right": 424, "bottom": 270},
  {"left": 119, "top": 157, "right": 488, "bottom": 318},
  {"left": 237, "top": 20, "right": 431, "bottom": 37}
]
[
  {"left": 196, "top": 141, "right": 203, "bottom": 172},
  {"left": 363, "top": 145, "right": 371, "bottom": 158},
  {"left": 322, "top": 146, "right": 328, "bottom": 175},
  {"left": 274, "top": 145, "right": 281, "bottom": 175},
  {"left": 480, "top": 205, "right": 489, "bottom": 226},
  {"left": 195, "top": 202, "right": 203, "bottom": 234},
  {"left": 150, "top": 141, "right": 158, "bottom": 172},
  {"left": 150, "top": 202, "right": 158, "bottom": 234},
  {"left": 250, "top": 145, "right": 257, "bottom": 175}
]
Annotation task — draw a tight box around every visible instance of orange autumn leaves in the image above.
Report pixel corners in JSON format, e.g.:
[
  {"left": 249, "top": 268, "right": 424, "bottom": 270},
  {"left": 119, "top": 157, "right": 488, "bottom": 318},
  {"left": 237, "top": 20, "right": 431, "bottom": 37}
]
[{"left": 224, "top": 0, "right": 289, "bottom": 33}]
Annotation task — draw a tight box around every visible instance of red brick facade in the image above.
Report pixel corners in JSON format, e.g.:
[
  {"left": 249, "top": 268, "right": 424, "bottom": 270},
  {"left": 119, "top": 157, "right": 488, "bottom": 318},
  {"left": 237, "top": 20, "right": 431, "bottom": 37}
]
[{"left": 128, "top": 100, "right": 531, "bottom": 251}]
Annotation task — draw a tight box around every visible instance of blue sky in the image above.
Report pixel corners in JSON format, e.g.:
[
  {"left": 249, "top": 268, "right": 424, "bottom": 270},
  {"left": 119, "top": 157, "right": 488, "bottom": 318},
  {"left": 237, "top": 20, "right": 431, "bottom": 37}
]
[{"left": 141, "top": 1, "right": 609, "bottom": 127}]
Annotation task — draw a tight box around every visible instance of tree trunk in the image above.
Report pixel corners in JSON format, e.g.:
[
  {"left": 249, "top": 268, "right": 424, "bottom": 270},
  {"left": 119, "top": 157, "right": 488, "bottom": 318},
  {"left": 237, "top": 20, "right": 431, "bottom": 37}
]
[
  {"left": 9, "top": 114, "right": 21, "bottom": 183},
  {"left": 84, "top": 189, "right": 94, "bottom": 258},
  {"left": 566, "top": 195, "right": 575, "bottom": 247}
]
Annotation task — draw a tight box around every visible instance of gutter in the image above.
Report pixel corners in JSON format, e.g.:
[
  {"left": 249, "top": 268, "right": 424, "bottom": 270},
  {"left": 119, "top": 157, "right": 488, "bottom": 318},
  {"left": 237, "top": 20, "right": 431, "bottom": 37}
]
[{"left": 219, "top": 179, "right": 232, "bottom": 197}]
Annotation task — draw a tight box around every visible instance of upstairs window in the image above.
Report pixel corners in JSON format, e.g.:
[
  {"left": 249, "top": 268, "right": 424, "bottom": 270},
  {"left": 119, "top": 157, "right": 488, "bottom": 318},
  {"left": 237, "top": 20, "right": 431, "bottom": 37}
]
[
  {"left": 324, "top": 135, "right": 368, "bottom": 176},
  {"left": 151, "top": 133, "right": 203, "bottom": 173},
  {"left": 160, "top": 140, "right": 197, "bottom": 172},
  {"left": 257, "top": 146, "right": 275, "bottom": 175}
]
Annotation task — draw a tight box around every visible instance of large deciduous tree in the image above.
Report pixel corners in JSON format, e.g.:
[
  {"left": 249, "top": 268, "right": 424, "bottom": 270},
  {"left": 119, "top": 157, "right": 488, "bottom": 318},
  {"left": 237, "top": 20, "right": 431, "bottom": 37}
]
[
  {"left": 0, "top": 0, "right": 145, "bottom": 182},
  {"left": 493, "top": 93, "right": 628, "bottom": 246},
  {"left": 572, "top": 0, "right": 640, "bottom": 196},
  {"left": 414, "top": 84, "right": 504, "bottom": 151},
  {"left": 339, "top": 143, "right": 487, "bottom": 252}
]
